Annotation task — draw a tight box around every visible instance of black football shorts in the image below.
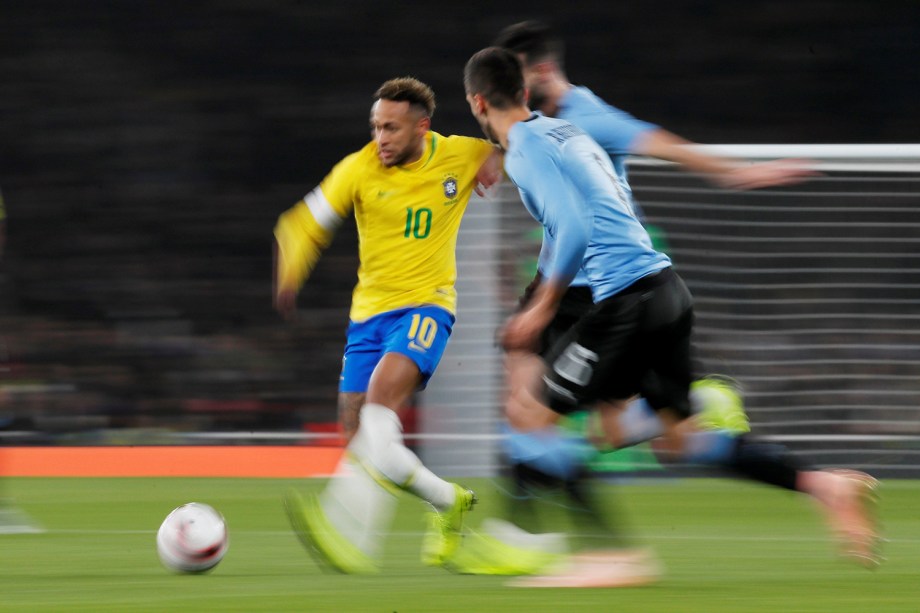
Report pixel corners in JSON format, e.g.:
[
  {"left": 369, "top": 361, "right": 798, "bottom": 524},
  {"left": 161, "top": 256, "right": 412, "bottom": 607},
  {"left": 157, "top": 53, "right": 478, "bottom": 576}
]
[{"left": 542, "top": 267, "right": 694, "bottom": 419}]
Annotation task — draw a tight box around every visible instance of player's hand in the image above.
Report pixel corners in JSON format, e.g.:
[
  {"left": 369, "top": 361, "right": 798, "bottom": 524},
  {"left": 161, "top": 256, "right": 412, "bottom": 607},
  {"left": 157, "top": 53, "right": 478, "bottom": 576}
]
[
  {"left": 718, "top": 159, "right": 821, "bottom": 190},
  {"left": 500, "top": 307, "right": 551, "bottom": 352},
  {"left": 503, "top": 278, "right": 564, "bottom": 351},
  {"left": 274, "top": 288, "right": 298, "bottom": 320},
  {"left": 500, "top": 313, "right": 539, "bottom": 352},
  {"left": 475, "top": 149, "right": 504, "bottom": 197}
]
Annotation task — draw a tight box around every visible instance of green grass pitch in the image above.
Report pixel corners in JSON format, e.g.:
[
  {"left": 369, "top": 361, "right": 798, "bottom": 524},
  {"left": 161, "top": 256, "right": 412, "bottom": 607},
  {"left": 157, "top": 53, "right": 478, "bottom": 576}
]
[{"left": 1, "top": 476, "right": 917, "bottom": 612}]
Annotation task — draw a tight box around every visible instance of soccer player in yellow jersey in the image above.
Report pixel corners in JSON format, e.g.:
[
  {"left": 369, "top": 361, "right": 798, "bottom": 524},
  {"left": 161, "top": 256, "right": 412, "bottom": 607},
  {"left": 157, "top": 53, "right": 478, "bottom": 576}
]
[{"left": 276, "top": 77, "right": 500, "bottom": 573}]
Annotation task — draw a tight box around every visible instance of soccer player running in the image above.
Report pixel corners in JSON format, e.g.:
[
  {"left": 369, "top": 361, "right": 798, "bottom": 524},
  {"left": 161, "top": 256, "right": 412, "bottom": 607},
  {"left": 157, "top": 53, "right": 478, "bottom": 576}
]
[
  {"left": 463, "top": 47, "right": 880, "bottom": 587},
  {"left": 275, "top": 77, "right": 500, "bottom": 573},
  {"left": 445, "top": 21, "right": 813, "bottom": 577}
]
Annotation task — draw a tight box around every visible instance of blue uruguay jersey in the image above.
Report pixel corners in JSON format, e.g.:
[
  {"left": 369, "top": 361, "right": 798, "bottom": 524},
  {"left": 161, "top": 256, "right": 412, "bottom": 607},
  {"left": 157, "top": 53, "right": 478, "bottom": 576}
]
[
  {"left": 540, "top": 86, "right": 658, "bottom": 287},
  {"left": 558, "top": 86, "right": 657, "bottom": 188},
  {"left": 506, "top": 114, "right": 670, "bottom": 303}
]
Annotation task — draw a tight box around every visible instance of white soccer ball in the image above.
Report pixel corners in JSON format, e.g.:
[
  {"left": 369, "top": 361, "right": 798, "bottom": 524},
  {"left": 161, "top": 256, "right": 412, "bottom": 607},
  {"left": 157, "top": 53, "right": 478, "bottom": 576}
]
[{"left": 157, "top": 502, "right": 229, "bottom": 573}]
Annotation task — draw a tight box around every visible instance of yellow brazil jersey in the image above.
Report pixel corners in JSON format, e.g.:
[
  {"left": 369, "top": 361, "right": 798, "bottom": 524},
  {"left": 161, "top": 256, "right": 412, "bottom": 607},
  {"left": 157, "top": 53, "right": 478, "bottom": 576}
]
[{"left": 274, "top": 131, "right": 494, "bottom": 322}]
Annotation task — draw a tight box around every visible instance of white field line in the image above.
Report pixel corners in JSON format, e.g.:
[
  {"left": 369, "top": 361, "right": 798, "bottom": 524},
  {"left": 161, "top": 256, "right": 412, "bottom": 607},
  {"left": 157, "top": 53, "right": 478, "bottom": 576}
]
[{"left": 40, "top": 528, "right": 917, "bottom": 544}]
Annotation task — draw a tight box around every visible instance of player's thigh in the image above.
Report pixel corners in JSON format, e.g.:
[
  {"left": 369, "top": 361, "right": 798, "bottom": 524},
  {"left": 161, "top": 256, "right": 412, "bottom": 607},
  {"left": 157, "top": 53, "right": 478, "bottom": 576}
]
[
  {"left": 361, "top": 306, "right": 455, "bottom": 408},
  {"left": 638, "top": 275, "right": 695, "bottom": 419},
  {"left": 639, "top": 324, "right": 693, "bottom": 419},
  {"left": 366, "top": 352, "right": 429, "bottom": 408},
  {"left": 503, "top": 350, "right": 560, "bottom": 430},
  {"left": 542, "top": 292, "right": 646, "bottom": 414}
]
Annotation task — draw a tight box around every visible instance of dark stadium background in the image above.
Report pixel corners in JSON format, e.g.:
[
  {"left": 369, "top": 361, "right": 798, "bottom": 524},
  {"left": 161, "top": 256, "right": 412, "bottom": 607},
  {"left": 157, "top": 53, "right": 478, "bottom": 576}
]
[{"left": 1, "top": 0, "right": 918, "bottom": 440}]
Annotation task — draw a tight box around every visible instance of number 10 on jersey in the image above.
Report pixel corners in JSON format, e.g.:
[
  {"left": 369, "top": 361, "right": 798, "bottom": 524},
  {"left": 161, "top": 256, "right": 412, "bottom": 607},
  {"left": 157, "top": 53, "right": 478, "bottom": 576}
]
[{"left": 404, "top": 207, "right": 432, "bottom": 239}]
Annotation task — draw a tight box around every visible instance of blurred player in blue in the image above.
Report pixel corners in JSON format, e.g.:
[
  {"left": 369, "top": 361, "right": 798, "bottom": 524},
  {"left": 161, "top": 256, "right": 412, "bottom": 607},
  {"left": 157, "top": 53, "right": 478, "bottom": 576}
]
[
  {"left": 445, "top": 20, "right": 810, "bottom": 578},
  {"left": 462, "top": 46, "right": 880, "bottom": 587}
]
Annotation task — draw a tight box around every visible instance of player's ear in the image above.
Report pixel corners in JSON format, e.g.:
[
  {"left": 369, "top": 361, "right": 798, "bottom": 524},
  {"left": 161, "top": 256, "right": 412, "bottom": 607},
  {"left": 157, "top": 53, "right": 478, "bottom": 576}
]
[
  {"left": 472, "top": 93, "right": 487, "bottom": 115},
  {"left": 416, "top": 114, "right": 431, "bottom": 133}
]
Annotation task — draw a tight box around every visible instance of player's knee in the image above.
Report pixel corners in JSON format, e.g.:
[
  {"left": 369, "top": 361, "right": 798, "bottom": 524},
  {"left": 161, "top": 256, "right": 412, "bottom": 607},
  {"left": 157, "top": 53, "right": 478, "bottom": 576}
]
[
  {"left": 366, "top": 353, "right": 422, "bottom": 408},
  {"left": 352, "top": 403, "right": 419, "bottom": 485},
  {"left": 505, "top": 386, "right": 560, "bottom": 431}
]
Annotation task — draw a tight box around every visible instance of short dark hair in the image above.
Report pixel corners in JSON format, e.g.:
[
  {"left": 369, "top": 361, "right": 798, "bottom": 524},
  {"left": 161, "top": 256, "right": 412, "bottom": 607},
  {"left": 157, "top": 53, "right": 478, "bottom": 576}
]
[
  {"left": 493, "top": 20, "right": 564, "bottom": 66},
  {"left": 464, "top": 47, "right": 526, "bottom": 110},
  {"left": 374, "top": 77, "right": 436, "bottom": 118}
]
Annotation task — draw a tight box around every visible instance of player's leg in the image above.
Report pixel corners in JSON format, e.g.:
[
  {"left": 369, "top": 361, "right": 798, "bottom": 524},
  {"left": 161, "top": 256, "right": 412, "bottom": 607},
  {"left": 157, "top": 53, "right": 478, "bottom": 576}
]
[
  {"left": 592, "top": 374, "right": 749, "bottom": 454},
  {"left": 308, "top": 389, "right": 399, "bottom": 571},
  {"left": 354, "top": 351, "right": 460, "bottom": 511},
  {"left": 440, "top": 349, "right": 574, "bottom": 576},
  {"left": 449, "top": 283, "right": 632, "bottom": 576},
  {"left": 285, "top": 320, "right": 394, "bottom": 573},
  {"left": 306, "top": 353, "right": 429, "bottom": 571},
  {"left": 504, "top": 350, "right": 561, "bottom": 431},
  {"left": 502, "top": 286, "right": 623, "bottom": 544},
  {"left": 510, "top": 287, "right": 665, "bottom": 587},
  {"left": 658, "top": 405, "right": 880, "bottom": 564},
  {"left": 353, "top": 307, "right": 476, "bottom": 566},
  {"left": 633, "top": 274, "right": 880, "bottom": 567},
  {"left": 652, "top": 406, "right": 881, "bottom": 566},
  {"left": 338, "top": 391, "right": 364, "bottom": 443}
]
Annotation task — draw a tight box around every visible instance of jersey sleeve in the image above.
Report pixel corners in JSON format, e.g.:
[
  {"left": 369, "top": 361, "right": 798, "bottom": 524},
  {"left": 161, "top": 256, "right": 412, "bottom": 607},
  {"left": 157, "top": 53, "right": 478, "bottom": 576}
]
[
  {"left": 573, "top": 105, "right": 657, "bottom": 156},
  {"left": 444, "top": 135, "right": 496, "bottom": 178},
  {"left": 521, "top": 141, "right": 591, "bottom": 289},
  {"left": 463, "top": 136, "right": 497, "bottom": 168},
  {"left": 273, "top": 152, "right": 360, "bottom": 293}
]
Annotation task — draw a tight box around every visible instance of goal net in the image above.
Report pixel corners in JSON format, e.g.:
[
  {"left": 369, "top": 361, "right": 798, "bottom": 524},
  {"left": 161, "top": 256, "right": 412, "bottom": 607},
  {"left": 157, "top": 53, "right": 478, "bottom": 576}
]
[{"left": 420, "top": 144, "right": 920, "bottom": 478}]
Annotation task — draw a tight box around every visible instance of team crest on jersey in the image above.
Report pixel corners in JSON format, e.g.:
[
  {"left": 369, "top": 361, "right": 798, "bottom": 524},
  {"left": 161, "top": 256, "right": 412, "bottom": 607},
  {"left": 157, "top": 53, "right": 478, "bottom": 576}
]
[{"left": 442, "top": 174, "right": 459, "bottom": 204}]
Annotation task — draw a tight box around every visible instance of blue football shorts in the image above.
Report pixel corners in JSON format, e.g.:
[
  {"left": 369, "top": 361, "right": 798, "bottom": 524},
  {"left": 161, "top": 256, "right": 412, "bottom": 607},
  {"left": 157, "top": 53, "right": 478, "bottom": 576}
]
[{"left": 338, "top": 305, "right": 455, "bottom": 393}]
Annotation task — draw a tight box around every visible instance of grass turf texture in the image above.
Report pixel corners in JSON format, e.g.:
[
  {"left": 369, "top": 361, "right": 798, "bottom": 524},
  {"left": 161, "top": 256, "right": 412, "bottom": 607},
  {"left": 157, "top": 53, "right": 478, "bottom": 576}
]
[{"left": 1, "top": 477, "right": 916, "bottom": 612}]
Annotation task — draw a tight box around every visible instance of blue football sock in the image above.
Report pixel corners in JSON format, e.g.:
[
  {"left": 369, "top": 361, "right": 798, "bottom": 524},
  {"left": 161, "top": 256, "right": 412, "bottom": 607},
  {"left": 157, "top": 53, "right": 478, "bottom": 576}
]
[{"left": 501, "top": 424, "right": 588, "bottom": 482}]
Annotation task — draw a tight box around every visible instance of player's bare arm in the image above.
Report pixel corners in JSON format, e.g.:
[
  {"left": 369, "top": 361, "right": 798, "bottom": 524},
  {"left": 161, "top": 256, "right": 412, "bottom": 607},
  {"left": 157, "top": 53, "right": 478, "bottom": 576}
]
[
  {"left": 474, "top": 148, "right": 504, "bottom": 196},
  {"left": 634, "top": 128, "right": 819, "bottom": 190}
]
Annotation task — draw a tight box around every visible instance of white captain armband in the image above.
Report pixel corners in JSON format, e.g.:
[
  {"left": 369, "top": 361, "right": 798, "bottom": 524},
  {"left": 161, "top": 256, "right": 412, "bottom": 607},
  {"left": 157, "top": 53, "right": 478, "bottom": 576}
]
[{"left": 303, "top": 188, "right": 343, "bottom": 232}]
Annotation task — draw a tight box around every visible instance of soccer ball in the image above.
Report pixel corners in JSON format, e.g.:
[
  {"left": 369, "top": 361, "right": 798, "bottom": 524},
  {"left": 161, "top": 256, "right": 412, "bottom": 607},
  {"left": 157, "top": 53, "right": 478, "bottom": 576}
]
[{"left": 157, "top": 502, "right": 229, "bottom": 573}]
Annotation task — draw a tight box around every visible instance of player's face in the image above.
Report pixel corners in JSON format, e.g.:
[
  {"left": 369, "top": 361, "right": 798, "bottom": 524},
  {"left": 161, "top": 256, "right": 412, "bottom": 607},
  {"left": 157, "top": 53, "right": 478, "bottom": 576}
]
[
  {"left": 370, "top": 99, "right": 429, "bottom": 167},
  {"left": 519, "top": 57, "right": 548, "bottom": 112}
]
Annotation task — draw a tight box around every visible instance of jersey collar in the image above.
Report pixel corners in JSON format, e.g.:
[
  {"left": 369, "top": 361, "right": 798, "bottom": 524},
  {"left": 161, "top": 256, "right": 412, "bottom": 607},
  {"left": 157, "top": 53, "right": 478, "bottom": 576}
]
[{"left": 397, "top": 132, "right": 437, "bottom": 172}]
